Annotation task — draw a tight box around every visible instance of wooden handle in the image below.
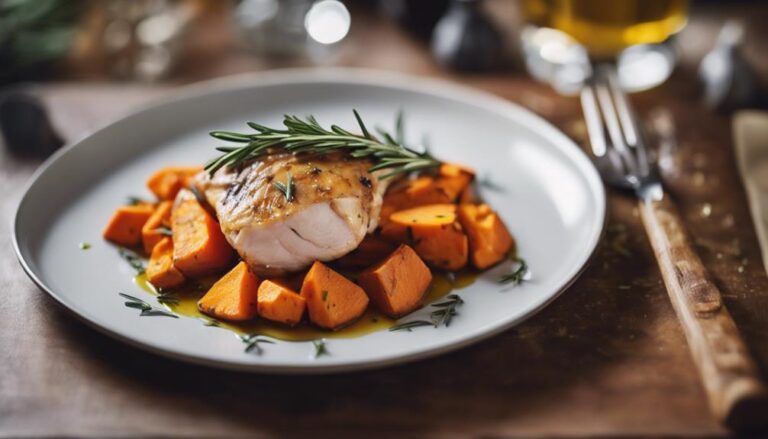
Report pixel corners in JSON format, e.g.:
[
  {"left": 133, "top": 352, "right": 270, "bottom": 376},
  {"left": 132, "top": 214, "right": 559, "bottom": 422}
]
[{"left": 639, "top": 193, "right": 768, "bottom": 431}]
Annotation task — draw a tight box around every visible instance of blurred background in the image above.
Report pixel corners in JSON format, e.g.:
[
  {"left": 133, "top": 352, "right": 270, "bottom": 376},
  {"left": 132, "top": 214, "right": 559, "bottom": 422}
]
[
  {"left": 0, "top": 1, "right": 766, "bottom": 86},
  {"left": 1, "top": 0, "right": 768, "bottom": 157}
]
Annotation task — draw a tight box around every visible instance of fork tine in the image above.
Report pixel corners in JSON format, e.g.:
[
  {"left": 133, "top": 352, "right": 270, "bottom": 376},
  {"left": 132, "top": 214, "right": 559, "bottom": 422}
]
[
  {"left": 604, "top": 68, "right": 650, "bottom": 177},
  {"left": 580, "top": 85, "right": 607, "bottom": 157},
  {"left": 594, "top": 69, "right": 639, "bottom": 176}
]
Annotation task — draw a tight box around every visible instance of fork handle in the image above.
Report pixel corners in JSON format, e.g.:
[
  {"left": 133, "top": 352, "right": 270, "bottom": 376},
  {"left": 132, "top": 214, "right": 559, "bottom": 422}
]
[{"left": 639, "top": 193, "right": 768, "bottom": 430}]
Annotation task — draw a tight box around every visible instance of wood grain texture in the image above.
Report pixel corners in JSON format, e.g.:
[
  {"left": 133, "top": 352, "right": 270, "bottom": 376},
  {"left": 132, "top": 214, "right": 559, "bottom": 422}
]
[
  {"left": 640, "top": 194, "right": 768, "bottom": 430},
  {"left": 2, "top": 2, "right": 768, "bottom": 437}
]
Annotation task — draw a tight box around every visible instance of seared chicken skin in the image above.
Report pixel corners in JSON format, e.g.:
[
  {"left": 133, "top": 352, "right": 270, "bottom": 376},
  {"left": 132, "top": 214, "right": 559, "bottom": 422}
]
[{"left": 196, "top": 153, "right": 387, "bottom": 276}]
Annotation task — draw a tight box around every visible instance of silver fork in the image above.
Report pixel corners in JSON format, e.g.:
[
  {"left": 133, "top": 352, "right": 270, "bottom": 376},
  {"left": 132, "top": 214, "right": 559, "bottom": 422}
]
[{"left": 581, "top": 65, "right": 767, "bottom": 431}]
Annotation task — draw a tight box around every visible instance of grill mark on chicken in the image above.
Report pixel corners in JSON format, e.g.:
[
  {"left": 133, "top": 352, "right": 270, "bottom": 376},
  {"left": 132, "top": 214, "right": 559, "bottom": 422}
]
[{"left": 197, "top": 152, "right": 388, "bottom": 275}]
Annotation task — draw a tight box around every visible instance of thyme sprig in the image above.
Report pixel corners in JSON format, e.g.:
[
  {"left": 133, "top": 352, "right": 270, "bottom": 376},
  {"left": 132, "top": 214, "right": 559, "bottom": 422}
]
[
  {"left": 273, "top": 172, "right": 295, "bottom": 202},
  {"left": 206, "top": 110, "right": 440, "bottom": 179},
  {"left": 312, "top": 339, "right": 329, "bottom": 358},
  {"left": 499, "top": 257, "right": 528, "bottom": 286},
  {"left": 239, "top": 334, "right": 276, "bottom": 354},
  {"left": 389, "top": 294, "right": 464, "bottom": 332},
  {"left": 119, "top": 293, "right": 178, "bottom": 318}
]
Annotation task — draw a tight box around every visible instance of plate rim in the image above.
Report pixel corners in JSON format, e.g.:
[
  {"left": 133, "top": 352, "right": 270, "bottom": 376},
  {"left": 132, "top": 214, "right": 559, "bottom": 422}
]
[{"left": 12, "top": 68, "right": 606, "bottom": 374}]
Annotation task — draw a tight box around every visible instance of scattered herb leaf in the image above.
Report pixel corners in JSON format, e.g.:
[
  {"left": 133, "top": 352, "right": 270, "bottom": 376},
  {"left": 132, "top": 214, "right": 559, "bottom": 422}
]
[
  {"left": 156, "top": 291, "right": 180, "bottom": 305},
  {"left": 312, "top": 339, "right": 329, "bottom": 358},
  {"left": 499, "top": 257, "right": 528, "bottom": 286},
  {"left": 273, "top": 172, "right": 295, "bottom": 202},
  {"left": 119, "top": 293, "right": 177, "bottom": 318},
  {"left": 79, "top": 242, "right": 91, "bottom": 250},
  {"left": 200, "top": 318, "right": 220, "bottom": 327},
  {"left": 239, "top": 334, "right": 276, "bottom": 354},
  {"left": 389, "top": 320, "right": 434, "bottom": 332},
  {"left": 389, "top": 294, "right": 464, "bottom": 332},
  {"left": 118, "top": 248, "right": 146, "bottom": 274},
  {"left": 430, "top": 294, "right": 464, "bottom": 327}
]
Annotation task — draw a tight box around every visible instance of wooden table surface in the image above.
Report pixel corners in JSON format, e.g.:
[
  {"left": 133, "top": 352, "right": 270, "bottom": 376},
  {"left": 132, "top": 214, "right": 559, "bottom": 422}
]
[{"left": 2, "top": 2, "right": 768, "bottom": 437}]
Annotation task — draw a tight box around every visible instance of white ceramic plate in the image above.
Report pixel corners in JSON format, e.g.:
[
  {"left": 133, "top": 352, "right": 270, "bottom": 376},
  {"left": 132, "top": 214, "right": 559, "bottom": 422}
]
[{"left": 14, "top": 69, "right": 605, "bottom": 373}]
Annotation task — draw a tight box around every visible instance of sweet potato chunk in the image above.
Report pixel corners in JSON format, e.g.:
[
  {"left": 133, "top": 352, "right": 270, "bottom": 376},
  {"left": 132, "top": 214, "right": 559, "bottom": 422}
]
[
  {"left": 146, "top": 166, "right": 203, "bottom": 201},
  {"left": 172, "top": 189, "right": 235, "bottom": 277},
  {"left": 257, "top": 280, "right": 306, "bottom": 326},
  {"left": 146, "top": 237, "right": 186, "bottom": 289},
  {"left": 457, "top": 204, "right": 515, "bottom": 269},
  {"left": 389, "top": 204, "right": 469, "bottom": 270},
  {"left": 358, "top": 244, "right": 432, "bottom": 318},
  {"left": 380, "top": 163, "right": 475, "bottom": 223},
  {"left": 300, "top": 261, "right": 369, "bottom": 330},
  {"left": 335, "top": 234, "right": 397, "bottom": 268},
  {"left": 103, "top": 204, "right": 155, "bottom": 247},
  {"left": 198, "top": 262, "right": 260, "bottom": 321},
  {"left": 141, "top": 201, "right": 173, "bottom": 254}
]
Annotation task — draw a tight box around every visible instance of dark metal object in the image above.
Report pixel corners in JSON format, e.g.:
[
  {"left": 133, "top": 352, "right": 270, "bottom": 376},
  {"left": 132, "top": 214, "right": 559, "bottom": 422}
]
[
  {"left": 699, "top": 21, "right": 762, "bottom": 112},
  {"left": 0, "top": 91, "right": 63, "bottom": 158},
  {"left": 378, "top": 0, "right": 449, "bottom": 40},
  {"left": 431, "top": 0, "right": 503, "bottom": 72}
]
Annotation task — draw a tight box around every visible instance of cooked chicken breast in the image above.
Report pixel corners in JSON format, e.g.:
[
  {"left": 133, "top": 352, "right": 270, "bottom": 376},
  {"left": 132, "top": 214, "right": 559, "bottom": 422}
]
[{"left": 197, "top": 153, "right": 387, "bottom": 276}]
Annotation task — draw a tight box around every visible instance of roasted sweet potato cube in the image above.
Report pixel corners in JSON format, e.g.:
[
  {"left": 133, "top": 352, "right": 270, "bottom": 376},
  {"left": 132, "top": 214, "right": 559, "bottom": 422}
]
[
  {"left": 146, "top": 166, "right": 203, "bottom": 201},
  {"left": 300, "top": 261, "right": 369, "bottom": 330},
  {"left": 141, "top": 201, "right": 173, "bottom": 254},
  {"left": 358, "top": 244, "right": 432, "bottom": 318},
  {"left": 103, "top": 204, "right": 155, "bottom": 247},
  {"left": 390, "top": 204, "right": 468, "bottom": 270},
  {"left": 172, "top": 190, "right": 235, "bottom": 278},
  {"left": 198, "top": 262, "right": 260, "bottom": 321},
  {"left": 257, "top": 280, "right": 306, "bottom": 326},
  {"left": 146, "top": 237, "right": 186, "bottom": 289},
  {"left": 457, "top": 204, "right": 515, "bottom": 269}
]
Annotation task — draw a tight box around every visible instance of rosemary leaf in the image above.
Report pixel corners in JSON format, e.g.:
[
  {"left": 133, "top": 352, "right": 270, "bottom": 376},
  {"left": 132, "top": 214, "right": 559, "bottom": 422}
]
[
  {"left": 273, "top": 172, "right": 295, "bottom": 202},
  {"left": 499, "top": 257, "right": 528, "bottom": 286},
  {"left": 118, "top": 248, "right": 146, "bottom": 275},
  {"left": 389, "top": 320, "right": 433, "bottom": 332},
  {"left": 239, "top": 334, "right": 276, "bottom": 354},
  {"left": 119, "top": 292, "right": 178, "bottom": 318},
  {"left": 312, "top": 339, "right": 329, "bottom": 358},
  {"left": 156, "top": 291, "right": 179, "bottom": 305}
]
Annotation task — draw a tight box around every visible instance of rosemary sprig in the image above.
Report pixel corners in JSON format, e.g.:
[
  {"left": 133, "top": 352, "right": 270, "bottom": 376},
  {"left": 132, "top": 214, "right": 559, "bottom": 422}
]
[
  {"left": 119, "top": 293, "right": 178, "bottom": 318},
  {"left": 206, "top": 111, "right": 440, "bottom": 179},
  {"left": 119, "top": 248, "right": 146, "bottom": 274},
  {"left": 273, "top": 172, "right": 295, "bottom": 202},
  {"left": 312, "top": 339, "right": 329, "bottom": 358},
  {"left": 153, "top": 226, "right": 173, "bottom": 237},
  {"left": 389, "top": 294, "right": 465, "bottom": 332},
  {"left": 239, "top": 334, "right": 276, "bottom": 354},
  {"left": 499, "top": 257, "right": 528, "bottom": 286},
  {"left": 430, "top": 294, "right": 464, "bottom": 327}
]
